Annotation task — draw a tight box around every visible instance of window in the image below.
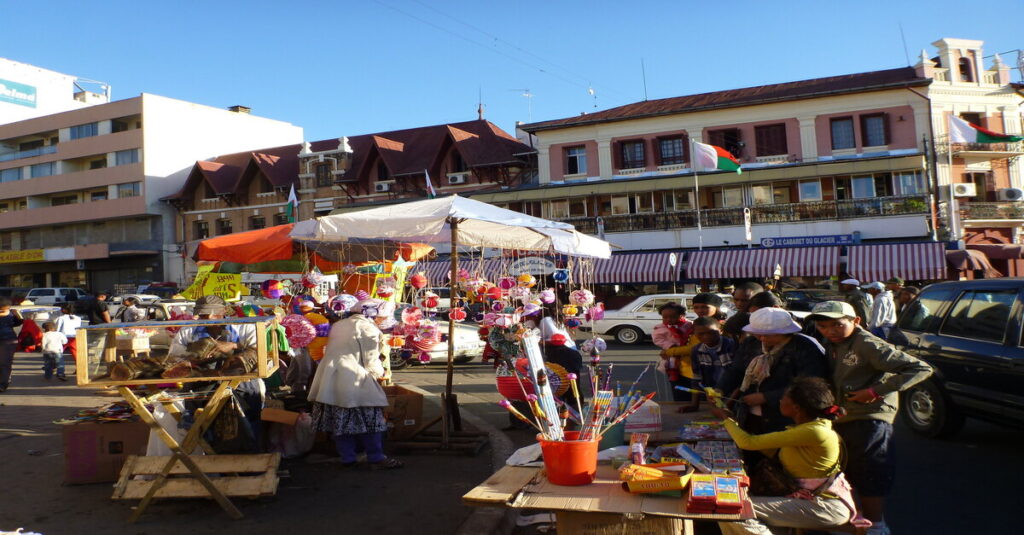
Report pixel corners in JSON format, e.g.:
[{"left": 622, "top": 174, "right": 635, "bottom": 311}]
[
  {"left": 216, "top": 218, "right": 233, "bottom": 236},
  {"left": 315, "top": 164, "right": 332, "bottom": 187},
  {"left": 830, "top": 117, "right": 856, "bottom": 150},
  {"left": 707, "top": 128, "right": 743, "bottom": 158},
  {"left": 194, "top": 221, "right": 209, "bottom": 240},
  {"left": 957, "top": 57, "right": 974, "bottom": 82},
  {"left": 30, "top": 162, "right": 55, "bottom": 178},
  {"left": 0, "top": 168, "right": 20, "bottom": 182},
  {"left": 118, "top": 182, "right": 141, "bottom": 198},
  {"left": 565, "top": 146, "right": 587, "bottom": 175},
  {"left": 0, "top": 203, "right": 7, "bottom": 213},
  {"left": 274, "top": 213, "right": 289, "bottom": 226},
  {"left": 860, "top": 114, "right": 888, "bottom": 147},
  {"left": 773, "top": 184, "right": 792, "bottom": 204},
  {"left": 376, "top": 161, "right": 390, "bottom": 180},
  {"left": 671, "top": 189, "right": 693, "bottom": 210},
  {"left": 112, "top": 120, "right": 129, "bottom": 133},
  {"left": 799, "top": 179, "right": 823, "bottom": 201},
  {"left": 964, "top": 172, "right": 989, "bottom": 201},
  {"left": 89, "top": 159, "right": 107, "bottom": 170},
  {"left": 0, "top": 232, "right": 10, "bottom": 250},
  {"left": 619, "top": 140, "right": 645, "bottom": 169},
  {"left": 115, "top": 149, "right": 139, "bottom": 166},
  {"left": 548, "top": 199, "right": 570, "bottom": 219},
  {"left": 897, "top": 172, "right": 926, "bottom": 195},
  {"left": 754, "top": 123, "right": 788, "bottom": 156},
  {"left": 609, "top": 195, "right": 630, "bottom": 215},
  {"left": 658, "top": 137, "right": 686, "bottom": 165},
  {"left": 249, "top": 216, "right": 266, "bottom": 230},
  {"left": 752, "top": 184, "right": 774, "bottom": 205},
  {"left": 69, "top": 122, "right": 99, "bottom": 140},
  {"left": 19, "top": 139, "right": 43, "bottom": 151},
  {"left": 51, "top": 195, "right": 78, "bottom": 206},
  {"left": 637, "top": 298, "right": 680, "bottom": 313},
  {"left": 898, "top": 287, "right": 954, "bottom": 332},
  {"left": 940, "top": 289, "right": 1015, "bottom": 342},
  {"left": 851, "top": 176, "right": 875, "bottom": 198},
  {"left": 959, "top": 113, "right": 982, "bottom": 127},
  {"left": 451, "top": 151, "right": 467, "bottom": 173},
  {"left": 91, "top": 190, "right": 107, "bottom": 201},
  {"left": 873, "top": 174, "right": 892, "bottom": 197},
  {"left": 713, "top": 187, "right": 744, "bottom": 207},
  {"left": 634, "top": 193, "right": 655, "bottom": 213}
]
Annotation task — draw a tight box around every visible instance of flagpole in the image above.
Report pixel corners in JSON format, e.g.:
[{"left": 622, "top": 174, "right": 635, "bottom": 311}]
[
  {"left": 946, "top": 116, "right": 959, "bottom": 242},
  {"left": 691, "top": 137, "right": 703, "bottom": 251}
]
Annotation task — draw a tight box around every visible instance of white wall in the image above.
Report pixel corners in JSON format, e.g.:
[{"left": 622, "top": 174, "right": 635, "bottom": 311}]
[
  {"left": 0, "top": 58, "right": 105, "bottom": 125},
  {"left": 602, "top": 215, "right": 931, "bottom": 251},
  {"left": 140, "top": 93, "right": 304, "bottom": 283}
]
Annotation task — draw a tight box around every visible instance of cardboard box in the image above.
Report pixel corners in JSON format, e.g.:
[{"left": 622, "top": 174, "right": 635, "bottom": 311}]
[
  {"left": 62, "top": 420, "right": 150, "bottom": 484},
  {"left": 261, "top": 407, "right": 300, "bottom": 425},
  {"left": 383, "top": 384, "right": 424, "bottom": 440},
  {"left": 555, "top": 511, "right": 689, "bottom": 535}
]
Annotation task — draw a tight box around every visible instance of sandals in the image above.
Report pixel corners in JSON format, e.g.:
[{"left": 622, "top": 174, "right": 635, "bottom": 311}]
[{"left": 370, "top": 457, "right": 404, "bottom": 470}]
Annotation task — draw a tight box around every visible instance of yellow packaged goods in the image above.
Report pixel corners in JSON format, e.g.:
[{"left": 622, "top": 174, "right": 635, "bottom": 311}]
[
  {"left": 618, "top": 463, "right": 667, "bottom": 482},
  {"left": 622, "top": 474, "right": 692, "bottom": 494},
  {"left": 715, "top": 476, "right": 742, "bottom": 508}
]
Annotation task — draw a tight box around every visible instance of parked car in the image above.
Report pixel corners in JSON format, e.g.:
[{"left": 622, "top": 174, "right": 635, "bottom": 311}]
[
  {"left": 108, "top": 294, "right": 163, "bottom": 319},
  {"left": 0, "top": 287, "right": 29, "bottom": 298},
  {"left": 888, "top": 278, "right": 1024, "bottom": 437},
  {"left": 782, "top": 289, "right": 842, "bottom": 320},
  {"left": 589, "top": 293, "right": 734, "bottom": 345},
  {"left": 389, "top": 305, "right": 485, "bottom": 369},
  {"left": 24, "top": 287, "right": 87, "bottom": 305}
]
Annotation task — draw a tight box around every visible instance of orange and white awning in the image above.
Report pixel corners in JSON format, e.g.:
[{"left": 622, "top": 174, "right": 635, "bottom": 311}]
[
  {"left": 686, "top": 247, "right": 840, "bottom": 279},
  {"left": 847, "top": 242, "right": 947, "bottom": 282},
  {"left": 577, "top": 251, "right": 680, "bottom": 284}
]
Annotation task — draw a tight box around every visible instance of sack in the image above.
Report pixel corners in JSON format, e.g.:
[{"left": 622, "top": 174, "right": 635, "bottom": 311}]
[{"left": 749, "top": 453, "right": 803, "bottom": 496}]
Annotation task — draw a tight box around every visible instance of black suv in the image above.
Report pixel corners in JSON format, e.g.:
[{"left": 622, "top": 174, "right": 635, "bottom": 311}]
[{"left": 889, "top": 278, "right": 1024, "bottom": 437}]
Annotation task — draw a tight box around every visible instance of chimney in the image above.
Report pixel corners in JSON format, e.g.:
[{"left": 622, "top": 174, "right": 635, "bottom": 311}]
[{"left": 227, "top": 105, "right": 251, "bottom": 114}]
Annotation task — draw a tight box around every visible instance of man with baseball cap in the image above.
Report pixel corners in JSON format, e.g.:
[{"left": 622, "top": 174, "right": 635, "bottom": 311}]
[
  {"left": 863, "top": 282, "right": 897, "bottom": 339},
  {"left": 838, "top": 279, "right": 870, "bottom": 325},
  {"left": 884, "top": 278, "right": 905, "bottom": 315},
  {"left": 808, "top": 301, "right": 933, "bottom": 535}
]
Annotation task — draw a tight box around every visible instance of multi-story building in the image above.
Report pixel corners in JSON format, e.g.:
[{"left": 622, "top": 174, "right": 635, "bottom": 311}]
[
  {"left": 1, "top": 57, "right": 110, "bottom": 124},
  {"left": 467, "top": 36, "right": 1023, "bottom": 287},
  {"left": 164, "top": 119, "right": 535, "bottom": 278},
  {"left": 0, "top": 94, "right": 302, "bottom": 290}
]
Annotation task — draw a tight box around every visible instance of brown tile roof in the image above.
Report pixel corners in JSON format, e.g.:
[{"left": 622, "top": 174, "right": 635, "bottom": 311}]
[{"left": 521, "top": 67, "right": 930, "bottom": 132}]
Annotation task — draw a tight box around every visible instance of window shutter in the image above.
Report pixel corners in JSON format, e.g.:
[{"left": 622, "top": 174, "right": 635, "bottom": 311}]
[
  {"left": 682, "top": 136, "right": 690, "bottom": 164},
  {"left": 882, "top": 113, "right": 891, "bottom": 145},
  {"left": 613, "top": 143, "right": 622, "bottom": 169}
]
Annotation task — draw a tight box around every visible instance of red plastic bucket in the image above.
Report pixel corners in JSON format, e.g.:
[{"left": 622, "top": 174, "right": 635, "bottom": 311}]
[{"left": 538, "top": 431, "right": 599, "bottom": 486}]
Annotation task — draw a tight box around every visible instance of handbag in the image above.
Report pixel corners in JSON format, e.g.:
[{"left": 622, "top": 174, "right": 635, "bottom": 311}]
[{"left": 749, "top": 438, "right": 846, "bottom": 497}]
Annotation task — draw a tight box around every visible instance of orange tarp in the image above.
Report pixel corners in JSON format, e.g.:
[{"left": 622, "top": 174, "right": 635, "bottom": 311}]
[{"left": 196, "top": 224, "right": 296, "bottom": 264}]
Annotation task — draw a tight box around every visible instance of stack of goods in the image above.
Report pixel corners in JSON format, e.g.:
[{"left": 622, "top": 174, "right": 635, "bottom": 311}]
[
  {"left": 686, "top": 474, "right": 743, "bottom": 514},
  {"left": 54, "top": 401, "right": 139, "bottom": 424},
  {"left": 108, "top": 337, "right": 258, "bottom": 381},
  {"left": 618, "top": 462, "right": 693, "bottom": 496},
  {"left": 692, "top": 441, "right": 744, "bottom": 474},
  {"left": 680, "top": 421, "right": 732, "bottom": 441}
]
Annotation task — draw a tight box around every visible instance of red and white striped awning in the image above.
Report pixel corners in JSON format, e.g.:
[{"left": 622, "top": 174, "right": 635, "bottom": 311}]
[
  {"left": 581, "top": 250, "right": 684, "bottom": 282},
  {"left": 414, "top": 258, "right": 507, "bottom": 285},
  {"left": 686, "top": 247, "right": 840, "bottom": 279},
  {"left": 847, "top": 242, "right": 947, "bottom": 282}
]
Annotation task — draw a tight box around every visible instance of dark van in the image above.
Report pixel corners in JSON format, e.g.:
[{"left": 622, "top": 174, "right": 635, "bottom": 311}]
[{"left": 889, "top": 278, "right": 1024, "bottom": 437}]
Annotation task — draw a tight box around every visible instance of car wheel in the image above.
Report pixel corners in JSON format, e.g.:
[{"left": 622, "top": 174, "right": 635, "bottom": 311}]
[
  {"left": 389, "top": 352, "right": 408, "bottom": 370},
  {"left": 900, "top": 379, "right": 965, "bottom": 438},
  {"left": 453, "top": 354, "right": 475, "bottom": 364},
  {"left": 614, "top": 326, "right": 644, "bottom": 345}
]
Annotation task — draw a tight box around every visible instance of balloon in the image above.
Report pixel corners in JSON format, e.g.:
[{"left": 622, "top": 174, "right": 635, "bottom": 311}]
[
  {"left": 329, "top": 293, "right": 357, "bottom": 313},
  {"left": 261, "top": 279, "right": 283, "bottom": 299},
  {"left": 562, "top": 304, "right": 579, "bottom": 316},
  {"left": 355, "top": 290, "right": 371, "bottom": 301},
  {"left": 401, "top": 306, "right": 423, "bottom": 325},
  {"left": 585, "top": 302, "right": 606, "bottom": 321},
  {"left": 565, "top": 317, "right": 582, "bottom": 328},
  {"left": 301, "top": 269, "right": 325, "bottom": 289},
  {"left": 539, "top": 288, "right": 556, "bottom": 304},
  {"left": 280, "top": 314, "right": 316, "bottom": 348},
  {"left": 570, "top": 289, "right": 595, "bottom": 307},
  {"left": 517, "top": 274, "right": 536, "bottom": 288},
  {"left": 409, "top": 272, "right": 428, "bottom": 289},
  {"left": 553, "top": 269, "right": 569, "bottom": 283},
  {"left": 388, "top": 336, "right": 406, "bottom": 348},
  {"left": 449, "top": 307, "right": 467, "bottom": 322},
  {"left": 509, "top": 286, "right": 531, "bottom": 303},
  {"left": 498, "top": 277, "right": 516, "bottom": 290},
  {"left": 486, "top": 286, "right": 504, "bottom": 301}
]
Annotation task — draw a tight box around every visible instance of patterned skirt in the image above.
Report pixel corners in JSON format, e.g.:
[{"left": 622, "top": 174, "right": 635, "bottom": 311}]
[{"left": 310, "top": 402, "right": 388, "bottom": 436}]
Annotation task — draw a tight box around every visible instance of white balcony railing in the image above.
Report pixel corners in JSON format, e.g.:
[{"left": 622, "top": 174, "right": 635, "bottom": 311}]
[{"left": 754, "top": 154, "right": 789, "bottom": 165}]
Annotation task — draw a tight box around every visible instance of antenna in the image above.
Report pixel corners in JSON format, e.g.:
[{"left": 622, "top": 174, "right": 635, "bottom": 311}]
[
  {"left": 898, "top": 23, "right": 911, "bottom": 67},
  {"left": 641, "top": 58, "right": 649, "bottom": 101},
  {"left": 509, "top": 88, "right": 534, "bottom": 122},
  {"left": 477, "top": 85, "right": 484, "bottom": 120}
]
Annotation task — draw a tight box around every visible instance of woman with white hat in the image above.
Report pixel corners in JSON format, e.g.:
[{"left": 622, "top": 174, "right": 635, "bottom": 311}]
[
  {"left": 726, "top": 307, "right": 828, "bottom": 434},
  {"left": 308, "top": 298, "right": 403, "bottom": 469}
]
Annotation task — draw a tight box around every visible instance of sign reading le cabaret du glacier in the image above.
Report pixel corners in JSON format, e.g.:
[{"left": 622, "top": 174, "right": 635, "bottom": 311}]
[
  {"left": 0, "top": 79, "right": 37, "bottom": 108},
  {"left": 760, "top": 234, "right": 854, "bottom": 248}
]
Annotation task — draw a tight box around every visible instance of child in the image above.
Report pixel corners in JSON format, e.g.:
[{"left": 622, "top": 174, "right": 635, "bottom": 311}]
[
  {"left": 0, "top": 298, "right": 23, "bottom": 392},
  {"left": 41, "top": 321, "right": 68, "bottom": 381},
  {"left": 55, "top": 304, "right": 82, "bottom": 360},
  {"left": 691, "top": 316, "right": 736, "bottom": 389},
  {"left": 652, "top": 302, "right": 699, "bottom": 408}
]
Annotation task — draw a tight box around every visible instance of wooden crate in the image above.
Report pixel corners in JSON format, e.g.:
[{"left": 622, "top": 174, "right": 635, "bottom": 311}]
[
  {"left": 75, "top": 316, "right": 280, "bottom": 387},
  {"left": 112, "top": 454, "right": 281, "bottom": 500}
]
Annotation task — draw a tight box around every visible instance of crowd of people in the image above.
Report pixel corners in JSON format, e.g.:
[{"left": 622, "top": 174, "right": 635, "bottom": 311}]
[{"left": 651, "top": 282, "right": 933, "bottom": 535}]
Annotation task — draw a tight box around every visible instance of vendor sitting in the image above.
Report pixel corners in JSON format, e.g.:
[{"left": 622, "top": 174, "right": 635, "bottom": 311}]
[
  {"left": 714, "top": 377, "right": 858, "bottom": 535},
  {"left": 543, "top": 333, "right": 584, "bottom": 408}
]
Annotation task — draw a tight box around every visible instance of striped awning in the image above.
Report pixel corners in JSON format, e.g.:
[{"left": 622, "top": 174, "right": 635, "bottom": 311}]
[
  {"left": 686, "top": 247, "right": 840, "bottom": 279},
  {"left": 847, "top": 242, "right": 947, "bottom": 282},
  {"left": 576, "top": 251, "right": 681, "bottom": 284},
  {"left": 946, "top": 249, "right": 1002, "bottom": 277},
  {"left": 414, "top": 258, "right": 507, "bottom": 284}
]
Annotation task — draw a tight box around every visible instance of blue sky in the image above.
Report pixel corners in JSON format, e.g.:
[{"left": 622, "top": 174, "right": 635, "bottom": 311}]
[{"left": 3, "top": 1, "right": 1021, "bottom": 141}]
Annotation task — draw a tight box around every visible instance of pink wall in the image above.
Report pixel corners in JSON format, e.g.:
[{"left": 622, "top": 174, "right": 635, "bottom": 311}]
[
  {"left": 702, "top": 118, "right": 802, "bottom": 163},
  {"left": 610, "top": 129, "right": 689, "bottom": 171},
  {"left": 0, "top": 162, "right": 141, "bottom": 198},
  {"left": 0, "top": 196, "right": 146, "bottom": 227},
  {"left": 814, "top": 105, "right": 917, "bottom": 156},
  {"left": 548, "top": 140, "right": 599, "bottom": 180}
]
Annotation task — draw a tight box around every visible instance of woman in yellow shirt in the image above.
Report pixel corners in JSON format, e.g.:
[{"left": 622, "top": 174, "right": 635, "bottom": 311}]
[{"left": 715, "top": 377, "right": 858, "bottom": 535}]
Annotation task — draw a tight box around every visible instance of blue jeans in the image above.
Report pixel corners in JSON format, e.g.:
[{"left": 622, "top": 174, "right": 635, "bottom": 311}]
[
  {"left": 333, "top": 432, "right": 386, "bottom": 463},
  {"left": 42, "top": 351, "right": 64, "bottom": 378}
]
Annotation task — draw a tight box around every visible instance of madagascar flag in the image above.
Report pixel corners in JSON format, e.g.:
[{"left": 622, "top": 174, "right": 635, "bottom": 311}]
[
  {"left": 692, "top": 141, "right": 741, "bottom": 174},
  {"left": 949, "top": 115, "right": 1024, "bottom": 143}
]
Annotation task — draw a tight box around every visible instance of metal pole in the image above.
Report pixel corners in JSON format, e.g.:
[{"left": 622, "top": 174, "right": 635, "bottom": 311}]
[
  {"left": 691, "top": 138, "right": 703, "bottom": 251},
  {"left": 441, "top": 217, "right": 460, "bottom": 446}
]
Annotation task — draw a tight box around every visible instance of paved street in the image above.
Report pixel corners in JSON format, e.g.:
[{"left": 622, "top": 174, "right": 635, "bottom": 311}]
[{"left": 401, "top": 340, "right": 1024, "bottom": 534}]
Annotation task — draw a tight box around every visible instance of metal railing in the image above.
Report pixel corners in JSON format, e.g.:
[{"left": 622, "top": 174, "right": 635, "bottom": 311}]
[
  {"left": 959, "top": 202, "right": 1024, "bottom": 220},
  {"left": 0, "top": 145, "right": 57, "bottom": 163},
  {"left": 558, "top": 195, "right": 930, "bottom": 233}
]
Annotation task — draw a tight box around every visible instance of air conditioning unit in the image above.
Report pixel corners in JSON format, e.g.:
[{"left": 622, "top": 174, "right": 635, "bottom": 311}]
[
  {"left": 952, "top": 183, "right": 977, "bottom": 197},
  {"left": 374, "top": 183, "right": 392, "bottom": 193},
  {"left": 998, "top": 187, "right": 1024, "bottom": 201},
  {"left": 447, "top": 173, "right": 468, "bottom": 185}
]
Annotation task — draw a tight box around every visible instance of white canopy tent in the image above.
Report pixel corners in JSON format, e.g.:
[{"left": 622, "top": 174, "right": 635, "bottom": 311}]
[{"left": 290, "top": 195, "right": 612, "bottom": 447}]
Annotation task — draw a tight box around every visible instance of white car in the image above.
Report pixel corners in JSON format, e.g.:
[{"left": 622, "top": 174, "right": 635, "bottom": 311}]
[
  {"left": 24, "top": 287, "right": 88, "bottom": 305},
  {"left": 589, "top": 293, "right": 734, "bottom": 345},
  {"left": 389, "top": 316, "right": 485, "bottom": 369}
]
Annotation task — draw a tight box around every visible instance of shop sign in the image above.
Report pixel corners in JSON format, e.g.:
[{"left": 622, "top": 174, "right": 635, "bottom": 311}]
[
  {"left": 760, "top": 234, "right": 854, "bottom": 248},
  {"left": 0, "top": 78, "right": 37, "bottom": 108},
  {"left": 509, "top": 257, "right": 556, "bottom": 276},
  {"left": 180, "top": 264, "right": 248, "bottom": 301},
  {"left": 0, "top": 249, "right": 44, "bottom": 264}
]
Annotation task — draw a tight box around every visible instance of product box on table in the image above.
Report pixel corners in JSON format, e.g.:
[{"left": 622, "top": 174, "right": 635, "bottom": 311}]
[
  {"left": 75, "top": 316, "right": 281, "bottom": 387},
  {"left": 62, "top": 420, "right": 150, "bottom": 484},
  {"left": 383, "top": 384, "right": 423, "bottom": 440}
]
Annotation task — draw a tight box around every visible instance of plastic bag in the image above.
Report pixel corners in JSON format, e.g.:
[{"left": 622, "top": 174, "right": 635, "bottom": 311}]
[{"left": 267, "top": 413, "right": 315, "bottom": 458}]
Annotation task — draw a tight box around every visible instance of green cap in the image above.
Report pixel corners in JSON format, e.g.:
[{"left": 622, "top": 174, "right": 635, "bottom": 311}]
[
  {"left": 808, "top": 300, "right": 856, "bottom": 320},
  {"left": 884, "top": 277, "right": 905, "bottom": 286}
]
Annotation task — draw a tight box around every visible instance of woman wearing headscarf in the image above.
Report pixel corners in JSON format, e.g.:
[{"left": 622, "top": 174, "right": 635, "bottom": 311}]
[
  {"left": 308, "top": 299, "right": 403, "bottom": 469},
  {"left": 717, "top": 307, "right": 828, "bottom": 434}
]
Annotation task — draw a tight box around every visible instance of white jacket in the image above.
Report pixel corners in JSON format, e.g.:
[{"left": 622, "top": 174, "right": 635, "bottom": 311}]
[
  {"left": 308, "top": 315, "right": 388, "bottom": 408},
  {"left": 869, "top": 290, "right": 897, "bottom": 330}
]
